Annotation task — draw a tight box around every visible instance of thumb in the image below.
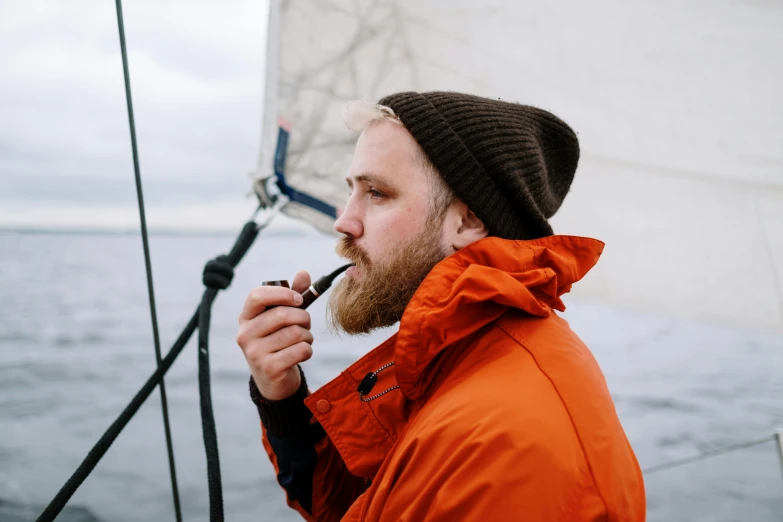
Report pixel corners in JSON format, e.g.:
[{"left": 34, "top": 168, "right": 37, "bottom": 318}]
[{"left": 291, "top": 270, "right": 311, "bottom": 294}]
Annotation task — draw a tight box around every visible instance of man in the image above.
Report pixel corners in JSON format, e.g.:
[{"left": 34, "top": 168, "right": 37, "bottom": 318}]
[{"left": 236, "top": 91, "right": 646, "bottom": 521}]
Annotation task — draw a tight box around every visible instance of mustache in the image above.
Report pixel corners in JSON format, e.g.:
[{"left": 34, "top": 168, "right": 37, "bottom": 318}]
[{"left": 335, "top": 237, "right": 370, "bottom": 268}]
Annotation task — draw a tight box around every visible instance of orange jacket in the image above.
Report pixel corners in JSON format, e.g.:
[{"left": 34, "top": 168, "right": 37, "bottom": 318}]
[{"left": 259, "top": 235, "right": 646, "bottom": 521}]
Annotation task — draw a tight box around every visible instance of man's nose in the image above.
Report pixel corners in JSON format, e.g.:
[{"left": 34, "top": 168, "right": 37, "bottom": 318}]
[{"left": 334, "top": 199, "right": 363, "bottom": 238}]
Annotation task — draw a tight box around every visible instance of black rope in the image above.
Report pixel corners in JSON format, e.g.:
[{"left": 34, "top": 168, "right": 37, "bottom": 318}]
[
  {"left": 199, "top": 287, "right": 224, "bottom": 521},
  {"left": 197, "top": 224, "right": 259, "bottom": 522},
  {"left": 199, "top": 257, "right": 233, "bottom": 522},
  {"left": 113, "top": 1, "right": 182, "bottom": 519},
  {"left": 35, "top": 221, "right": 261, "bottom": 522}
]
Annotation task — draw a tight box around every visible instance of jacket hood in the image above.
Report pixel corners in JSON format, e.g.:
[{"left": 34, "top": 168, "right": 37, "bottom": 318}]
[{"left": 395, "top": 235, "right": 604, "bottom": 400}]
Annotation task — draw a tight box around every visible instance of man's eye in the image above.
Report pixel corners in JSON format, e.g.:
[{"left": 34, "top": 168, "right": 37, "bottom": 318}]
[{"left": 368, "top": 189, "right": 385, "bottom": 199}]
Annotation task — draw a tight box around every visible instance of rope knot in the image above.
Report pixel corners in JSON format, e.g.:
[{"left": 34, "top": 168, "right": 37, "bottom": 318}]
[{"left": 203, "top": 255, "right": 234, "bottom": 290}]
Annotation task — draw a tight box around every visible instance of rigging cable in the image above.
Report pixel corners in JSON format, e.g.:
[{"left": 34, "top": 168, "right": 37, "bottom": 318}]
[
  {"left": 113, "top": 1, "right": 182, "bottom": 520},
  {"left": 642, "top": 434, "right": 776, "bottom": 475}
]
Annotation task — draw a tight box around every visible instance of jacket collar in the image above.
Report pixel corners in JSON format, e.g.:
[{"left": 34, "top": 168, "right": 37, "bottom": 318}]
[{"left": 395, "top": 235, "right": 604, "bottom": 400}]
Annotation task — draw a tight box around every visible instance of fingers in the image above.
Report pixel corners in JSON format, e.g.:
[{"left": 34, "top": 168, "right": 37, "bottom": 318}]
[
  {"left": 246, "top": 324, "right": 313, "bottom": 358},
  {"left": 240, "top": 326, "right": 313, "bottom": 380},
  {"left": 243, "top": 320, "right": 314, "bottom": 354},
  {"left": 291, "top": 270, "right": 311, "bottom": 294},
  {"left": 236, "top": 307, "right": 311, "bottom": 348},
  {"left": 265, "top": 342, "right": 314, "bottom": 375},
  {"left": 240, "top": 285, "right": 303, "bottom": 321}
]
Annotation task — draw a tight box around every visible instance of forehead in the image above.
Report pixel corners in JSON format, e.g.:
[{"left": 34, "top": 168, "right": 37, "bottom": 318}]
[{"left": 347, "top": 120, "right": 429, "bottom": 187}]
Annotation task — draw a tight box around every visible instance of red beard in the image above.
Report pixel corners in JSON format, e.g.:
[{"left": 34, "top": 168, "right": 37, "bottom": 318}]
[{"left": 328, "top": 226, "right": 450, "bottom": 334}]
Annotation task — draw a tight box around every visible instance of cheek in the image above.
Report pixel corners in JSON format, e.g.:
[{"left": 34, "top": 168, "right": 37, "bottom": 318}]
[{"left": 366, "top": 203, "right": 428, "bottom": 259}]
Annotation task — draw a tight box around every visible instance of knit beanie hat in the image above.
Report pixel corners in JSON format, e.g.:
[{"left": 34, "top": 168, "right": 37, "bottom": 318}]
[{"left": 377, "top": 91, "right": 579, "bottom": 240}]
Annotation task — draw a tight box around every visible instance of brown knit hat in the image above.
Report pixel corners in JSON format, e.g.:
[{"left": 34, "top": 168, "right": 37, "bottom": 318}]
[{"left": 377, "top": 91, "right": 579, "bottom": 240}]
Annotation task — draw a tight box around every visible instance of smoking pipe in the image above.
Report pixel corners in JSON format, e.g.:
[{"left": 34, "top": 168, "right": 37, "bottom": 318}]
[{"left": 262, "top": 263, "right": 353, "bottom": 310}]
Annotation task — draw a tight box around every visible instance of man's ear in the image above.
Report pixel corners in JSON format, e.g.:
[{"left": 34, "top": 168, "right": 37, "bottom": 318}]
[{"left": 446, "top": 201, "right": 488, "bottom": 251}]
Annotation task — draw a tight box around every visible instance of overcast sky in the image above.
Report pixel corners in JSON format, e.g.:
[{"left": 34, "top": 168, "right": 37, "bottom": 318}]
[
  {"left": 3, "top": 0, "right": 781, "bottom": 236},
  {"left": 0, "top": 0, "right": 291, "bottom": 232}
]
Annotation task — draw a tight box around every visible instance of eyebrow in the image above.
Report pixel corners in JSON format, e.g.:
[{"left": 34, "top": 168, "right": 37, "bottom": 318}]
[{"left": 345, "top": 173, "right": 393, "bottom": 191}]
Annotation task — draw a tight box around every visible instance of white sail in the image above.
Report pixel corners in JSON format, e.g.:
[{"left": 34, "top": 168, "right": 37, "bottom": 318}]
[{"left": 253, "top": 0, "right": 783, "bottom": 333}]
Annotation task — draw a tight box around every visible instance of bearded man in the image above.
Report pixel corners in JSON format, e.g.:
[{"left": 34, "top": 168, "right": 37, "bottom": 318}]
[{"left": 236, "top": 92, "right": 646, "bottom": 521}]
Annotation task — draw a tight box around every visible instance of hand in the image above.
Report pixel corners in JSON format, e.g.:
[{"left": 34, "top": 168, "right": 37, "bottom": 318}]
[{"left": 236, "top": 271, "right": 313, "bottom": 401}]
